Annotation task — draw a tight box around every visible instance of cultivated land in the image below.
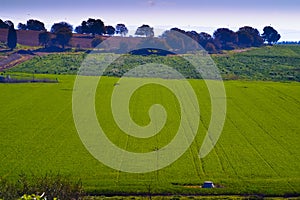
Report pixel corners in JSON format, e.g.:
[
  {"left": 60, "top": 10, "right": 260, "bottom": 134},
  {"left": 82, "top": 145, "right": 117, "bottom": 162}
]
[
  {"left": 0, "top": 45, "right": 300, "bottom": 198},
  {"left": 0, "top": 75, "right": 299, "bottom": 196}
]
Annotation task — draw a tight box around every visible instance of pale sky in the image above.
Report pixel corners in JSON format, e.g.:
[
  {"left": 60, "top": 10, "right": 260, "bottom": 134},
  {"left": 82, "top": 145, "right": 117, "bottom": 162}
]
[{"left": 1, "top": 0, "right": 299, "bottom": 41}]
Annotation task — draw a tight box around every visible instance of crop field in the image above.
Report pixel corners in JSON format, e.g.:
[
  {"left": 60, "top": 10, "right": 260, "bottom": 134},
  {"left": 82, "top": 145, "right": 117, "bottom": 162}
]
[{"left": 0, "top": 75, "right": 299, "bottom": 196}]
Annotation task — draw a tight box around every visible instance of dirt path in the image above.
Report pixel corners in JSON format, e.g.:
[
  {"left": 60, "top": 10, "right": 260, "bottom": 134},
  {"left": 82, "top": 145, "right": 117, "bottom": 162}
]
[{"left": 0, "top": 53, "right": 35, "bottom": 71}]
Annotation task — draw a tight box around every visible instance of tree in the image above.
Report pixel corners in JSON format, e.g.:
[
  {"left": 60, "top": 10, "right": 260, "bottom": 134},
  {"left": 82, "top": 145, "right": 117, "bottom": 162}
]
[
  {"left": 170, "top": 27, "right": 186, "bottom": 34},
  {"left": 75, "top": 21, "right": 89, "bottom": 34},
  {"left": 237, "top": 31, "right": 254, "bottom": 48},
  {"left": 213, "top": 28, "right": 238, "bottom": 50},
  {"left": 205, "top": 42, "right": 217, "bottom": 54},
  {"left": 39, "top": 31, "right": 51, "bottom": 48},
  {"left": 105, "top": 26, "right": 115, "bottom": 36},
  {"left": 51, "top": 22, "right": 73, "bottom": 33},
  {"left": 0, "top": 19, "right": 9, "bottom": 29},
  {"left": 26, "top": 19, "right": 46, "bottom": 31},
  {"left": 135, "top": 24, "right": 154, "bottom": 37},
  {"left": 18, "top": 23, "right": 27, "bottom": 30},
  {"left": 4, "top": 20, "right": 14, "bottom": 28},
  {"left": 165, "top": 28, "right": 199, "bottom": 52},
  {"left": 198, "top": 32, "right": 213, "bottom": 47},
  {"left": 262, "top": 26, "right": 281, "bottom": 45},
  {"left": 54, "top": 27, "right": 72, "bottom": 49},
  {"left": 237, "top": 26, "right": 263, "bottom": 47},
  {"left": 50, "top": 22, "right": 73, "bottom": 49},
  {"left": 87, "top": 18, "right": 105, "bottom": 35},
  {"left": 161, "top": 30, "right": 185, "bottom": 52},
  {"left": 185, "top": 31, "right": 200, "bottom": 43},
  {"left": 76, "top": 18, "right": 105, "bottom": 35},
  {"left": 115, "top": 24, "right": 128, "bottom": 36},
  {"left": 7, "top": 25, "right": 17, "bottom": 50},
  {"left": 74, "top": 26, "right": 83, "bottom": 34}
]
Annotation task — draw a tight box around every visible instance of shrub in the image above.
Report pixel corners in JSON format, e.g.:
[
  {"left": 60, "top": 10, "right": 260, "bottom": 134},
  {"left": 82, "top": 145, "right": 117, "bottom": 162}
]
[{"left": 0, "top": 173, "right": 85, "bottom": 200}]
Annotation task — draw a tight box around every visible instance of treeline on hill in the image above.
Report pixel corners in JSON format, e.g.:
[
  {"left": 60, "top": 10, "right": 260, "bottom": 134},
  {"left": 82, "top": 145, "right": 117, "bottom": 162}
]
[{"left": 0, "top": 18, "right": 283, "bottom": 53}]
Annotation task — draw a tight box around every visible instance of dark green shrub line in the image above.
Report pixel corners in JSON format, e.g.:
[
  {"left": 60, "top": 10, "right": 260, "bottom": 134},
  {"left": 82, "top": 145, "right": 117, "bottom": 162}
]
[{"left": 0, "top": 173, "right": 84, "bottom": 200}]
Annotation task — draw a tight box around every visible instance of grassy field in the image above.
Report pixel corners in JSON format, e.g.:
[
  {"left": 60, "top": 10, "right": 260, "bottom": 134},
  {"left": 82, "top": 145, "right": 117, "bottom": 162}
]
[{"left": 0, "top": 75, "right": 299, "bottom": 196}]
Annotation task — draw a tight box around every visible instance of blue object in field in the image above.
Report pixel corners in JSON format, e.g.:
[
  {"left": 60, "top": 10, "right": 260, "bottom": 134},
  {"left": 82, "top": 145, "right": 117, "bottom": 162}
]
[{"left": 202, "top": 181, "right": 215, "bottom": 188}]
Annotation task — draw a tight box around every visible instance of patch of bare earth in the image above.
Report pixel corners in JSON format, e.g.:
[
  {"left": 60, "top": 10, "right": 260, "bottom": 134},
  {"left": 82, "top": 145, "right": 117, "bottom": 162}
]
[{"left": 0, "top": 53, "right": 35, "bottom": 71}]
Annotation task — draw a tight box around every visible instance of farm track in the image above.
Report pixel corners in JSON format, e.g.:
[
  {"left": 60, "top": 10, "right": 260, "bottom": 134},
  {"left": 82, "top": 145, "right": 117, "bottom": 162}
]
[{"left": 0, "top": 53, "right": 35, "bottom": 71}]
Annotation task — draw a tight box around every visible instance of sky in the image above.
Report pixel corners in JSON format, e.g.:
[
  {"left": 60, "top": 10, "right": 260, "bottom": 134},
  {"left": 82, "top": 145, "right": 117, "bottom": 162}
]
[{"left": 1, "top": 0, "right": 300, "bottom": 41}]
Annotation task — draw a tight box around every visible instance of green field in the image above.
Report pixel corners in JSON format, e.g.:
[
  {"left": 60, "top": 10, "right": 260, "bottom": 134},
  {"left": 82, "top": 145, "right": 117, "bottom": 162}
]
[{"left": 0, "top": 75, "right": 299, "bottom": 196}]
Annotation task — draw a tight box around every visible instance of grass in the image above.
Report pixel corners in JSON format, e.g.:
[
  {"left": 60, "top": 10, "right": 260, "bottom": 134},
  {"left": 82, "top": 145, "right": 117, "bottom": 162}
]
[
  {"left": 5, "top": 45, "right": 300, "bottom": 81},
  {"left": 0, "top": 75, "right": 299, "bottom": 197},
  {"left": 213, "top": 45, "right": 300, "bottom": 81}
]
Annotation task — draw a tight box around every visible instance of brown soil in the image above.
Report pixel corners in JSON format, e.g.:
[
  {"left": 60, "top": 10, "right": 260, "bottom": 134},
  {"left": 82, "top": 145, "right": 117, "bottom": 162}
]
[{"left": 0, "top": 53, "right": 35, "bottom": 71}]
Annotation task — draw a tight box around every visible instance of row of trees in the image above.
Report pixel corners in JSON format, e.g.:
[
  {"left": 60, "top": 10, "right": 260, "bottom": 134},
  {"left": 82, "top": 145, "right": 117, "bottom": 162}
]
[
  {"left": 74, "top": 19, "right": 128, "bottom": 36},
  {"left": 1, "top": 18, "right": 281, "bottom": 52},
  {"left": 160, "top": 26, "right": 281, "bottom": 53},
  {"left": 0, "top": 19, "right": 73, "bottom": 50}
]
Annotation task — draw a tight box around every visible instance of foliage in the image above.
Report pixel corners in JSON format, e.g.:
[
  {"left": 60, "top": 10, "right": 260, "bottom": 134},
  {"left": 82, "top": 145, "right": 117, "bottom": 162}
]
[
  {"left": 237, "top": 26, "right": 264, "bottom": 47},
  {"left": 205, "top": 42, "right": 217, "bottom": 54},
  {"left": 213, "top": 28, "right": 238, "bottom": 50},
  {"left": 19, "top": 193, "right": 47, "bottom": 200},
  {"left": 19, "top": 19, "right": 46, "bottom": 31},
  {"left": 38, "top": 31, "right": 52, "bottom": 48},
  {"left": 49, "top": 23, "right": 73, "bottom": 49},
  {"left": 105, "top": 25, "right": 115, "bottom": 36},
  {"left": 198, "top": 32, "right": 214, "bottom": 48},
  {"left": 262, "top": 26, "right": 281, "bottom": 44},
  {"left": 7, "top": 53, "right": 85, "bottom": 74},
  {"left": 0, "top": 19, "right": 9, "bottom": 29},
  {"left": 115, "top": 24, "right": 128, "bottom": 36},
  {"left": 4, "top": 20, "right": 14, "bottom": 28},
  {"left": 51, "top": 22, "right": 73, "bottom": 33},
  {"left": 75, "top": 18, "right": 105, "bottom": 35},
  {"left": 161, "top": 30, "right": 185, "bottom": 51},
  {"left": 7, "top": 25, "right": 17, "bottom": 50},
  {"left": 135, "top": 24, "right": 154, "bottom": 37},
  {"left": 0, "top": 173, "right": 84, "bottom": 199},
  {"left": 17, "top": 23, "right": 27, "bottom": 30},
  {"left": 162, "top": 26, "right": 266, "bottom": 52}
]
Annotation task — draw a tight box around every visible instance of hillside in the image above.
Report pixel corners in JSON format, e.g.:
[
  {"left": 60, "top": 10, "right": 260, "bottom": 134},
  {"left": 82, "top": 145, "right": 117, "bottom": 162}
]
[{"left": 4, "top": 45, "right": 300, "bottom": 82}]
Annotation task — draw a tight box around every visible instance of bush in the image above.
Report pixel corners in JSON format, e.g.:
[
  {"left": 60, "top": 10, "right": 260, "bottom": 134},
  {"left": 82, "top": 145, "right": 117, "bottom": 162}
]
[{"left": 0, "top": 173, "right": 85, "bottom": 200}]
